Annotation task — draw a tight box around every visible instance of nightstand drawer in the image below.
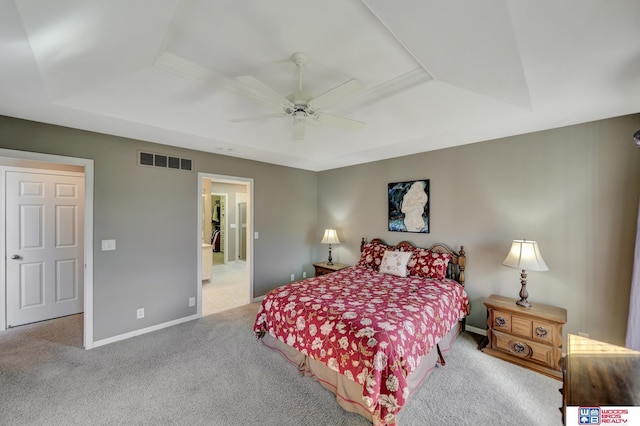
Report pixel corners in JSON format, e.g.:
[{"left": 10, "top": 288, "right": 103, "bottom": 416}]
[
  {"left": 511, "top": 316, "right": 533, "bottom": 338},
  {"left": 532, "top": 320, "right": 556, "bottom": 345},
  {"left": 492, "top": 310, "right": 512, "bottom": 332},
  {"left": 492, "top": 329, "right": 554, "bottom": 368}
]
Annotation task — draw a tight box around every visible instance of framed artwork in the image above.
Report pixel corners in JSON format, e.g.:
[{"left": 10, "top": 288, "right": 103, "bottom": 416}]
[{"left": 388, "top": 179, "right": 430, "bottom": 233}]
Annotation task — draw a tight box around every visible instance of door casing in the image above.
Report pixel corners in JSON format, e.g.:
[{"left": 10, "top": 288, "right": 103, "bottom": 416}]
[
  {"left": 0, "top": 148, "right": 94, "bottom": 349},
  {"left": 197, "top": 173, "right": 254, "bottom": 317}
]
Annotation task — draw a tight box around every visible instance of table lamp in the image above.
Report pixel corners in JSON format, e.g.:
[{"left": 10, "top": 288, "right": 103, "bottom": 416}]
[
  {"left": 321, "top": 229, "right": 340, "bottom": 265},
  {"left": 503, "top": 239, "right": 548, "bottom": 307}
]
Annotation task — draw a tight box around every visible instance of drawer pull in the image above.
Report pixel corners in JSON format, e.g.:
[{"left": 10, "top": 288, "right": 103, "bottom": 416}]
[
  {"left": 508, "top": 341, "right": 532, "bottom": 356},
  {"left": 513, "top": 342, "right": 526, "bottom": 353},
  {"left": 536, "top": 326, "right": 548, "bottom": 338},
  {"left": 496, "top": 316, "right": 506, "bottom": 327}
]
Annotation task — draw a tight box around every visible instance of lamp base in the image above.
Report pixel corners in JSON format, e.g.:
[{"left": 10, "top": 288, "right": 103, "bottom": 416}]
[{"left": 516, "top": 269, "right": 532, "bottom": 308}]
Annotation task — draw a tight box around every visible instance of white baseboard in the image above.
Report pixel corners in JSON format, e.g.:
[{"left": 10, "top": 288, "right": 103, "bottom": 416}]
[
  {"left": 253, "top": 295, "right": 265, "bottom": 303},
  {"left": 465, "top": 325, "right": 487, "bottom": 336},
  {"left": 91, "top": 314, "right": 199, "bottom": 349}
]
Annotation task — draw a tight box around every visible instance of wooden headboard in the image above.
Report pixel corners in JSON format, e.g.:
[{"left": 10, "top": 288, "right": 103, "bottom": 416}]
[{"left": 360, "top": 237, "right": 466, "bottom": 286}]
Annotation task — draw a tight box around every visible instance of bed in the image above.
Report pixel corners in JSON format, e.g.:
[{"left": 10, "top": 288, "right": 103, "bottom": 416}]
[{"left": 253, "top": 238, "right": 469, "bottom": 425}]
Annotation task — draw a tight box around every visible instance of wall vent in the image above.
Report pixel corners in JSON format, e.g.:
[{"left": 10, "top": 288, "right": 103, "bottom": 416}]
[{"left": 138, "top": 151, "right": 192, "bottom": 171}]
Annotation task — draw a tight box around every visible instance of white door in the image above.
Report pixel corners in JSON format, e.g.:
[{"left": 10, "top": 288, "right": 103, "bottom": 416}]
[{"left": 6, "top": 170, "right": 84, "bottom": 327}]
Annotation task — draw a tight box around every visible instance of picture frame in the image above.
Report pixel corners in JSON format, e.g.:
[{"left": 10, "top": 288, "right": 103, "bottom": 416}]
[{"left": 388, "top": 179, "right": 430, "bottom": 233}]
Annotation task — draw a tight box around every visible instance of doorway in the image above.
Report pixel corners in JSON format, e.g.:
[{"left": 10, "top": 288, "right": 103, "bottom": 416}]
[
  {"left": 0, "top": 149, "right": 94, "bottom": 349},
  {"left": 197, "top": 173, "right": 253, "bottom": 317}
]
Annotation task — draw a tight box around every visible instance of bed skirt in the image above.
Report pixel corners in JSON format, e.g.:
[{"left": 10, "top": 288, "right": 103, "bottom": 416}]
[{"left": 260, "top": 321, "right": 463, "bottom": 425}]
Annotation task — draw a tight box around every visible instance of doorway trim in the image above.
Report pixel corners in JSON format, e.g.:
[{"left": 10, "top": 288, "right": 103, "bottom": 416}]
[
  {"left": 0, "top": 148, "right": 94, "bottom": 349},
  {"left": 197, "top": 173, "right": 254, "bottom": 317}
]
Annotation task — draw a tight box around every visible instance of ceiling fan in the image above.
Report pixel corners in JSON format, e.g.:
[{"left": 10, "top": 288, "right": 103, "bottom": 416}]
[
  {"left": 231, "top": 52, "right": 366, "bottom": 141},
  {"left": 154, "top": 51, "right": 366, "bottom": 141}
]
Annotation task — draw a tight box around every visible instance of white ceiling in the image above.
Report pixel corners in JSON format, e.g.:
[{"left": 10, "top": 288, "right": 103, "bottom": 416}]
[{"left": 1, "top": 0, "right": 639, "bottom": 171}]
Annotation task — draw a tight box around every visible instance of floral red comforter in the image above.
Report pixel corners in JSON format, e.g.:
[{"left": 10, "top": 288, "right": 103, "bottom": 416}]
[{"left": 253, "top": 265, "right": 469, "bottom": 425}]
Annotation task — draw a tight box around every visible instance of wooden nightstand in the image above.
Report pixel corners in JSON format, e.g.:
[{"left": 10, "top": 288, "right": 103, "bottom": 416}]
[
  {"left": 482, "top": 294, "right": 567, "bottom": 380},
  {"left": 313, "top": 262, "right": 349, "bottom": 276}
]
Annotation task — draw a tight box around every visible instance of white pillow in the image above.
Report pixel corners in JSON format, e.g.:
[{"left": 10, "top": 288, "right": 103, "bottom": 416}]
[{"left": 379, "top": 250, "right": 413, "bottom": 277}]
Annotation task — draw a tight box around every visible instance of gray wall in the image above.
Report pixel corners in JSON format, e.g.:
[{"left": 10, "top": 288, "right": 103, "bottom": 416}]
[
  {"left": 0, "top": 115, "right": 317, "bottom": 341},
  {"left": 3, "top": 113, "right": 639, "bottom": 346},
  {"left": 318, "top": 114, "right": 640, "bottom": 346}
]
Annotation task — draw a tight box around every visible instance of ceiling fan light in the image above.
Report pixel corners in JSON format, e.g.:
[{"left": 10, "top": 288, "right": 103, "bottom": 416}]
[{"left": 293, "top": 110, "right": 306, "bottom": 124}]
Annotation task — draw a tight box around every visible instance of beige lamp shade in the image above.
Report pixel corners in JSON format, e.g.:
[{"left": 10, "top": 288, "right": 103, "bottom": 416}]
[
  {"left": 503, "top": 239, "right": 548, "bottom": 271},
  {"left": 321, "top": 229, "right": 340, "bottom": 245}
]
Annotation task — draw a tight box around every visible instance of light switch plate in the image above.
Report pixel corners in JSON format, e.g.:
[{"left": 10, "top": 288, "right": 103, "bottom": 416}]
[{"left": 101, "top": 239, "right": 116, "bottom": 251}]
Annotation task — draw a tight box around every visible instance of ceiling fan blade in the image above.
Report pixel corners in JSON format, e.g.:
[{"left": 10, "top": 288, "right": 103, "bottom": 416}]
[
  {"left": 235, "top": 75, "right": 294, "bottom": 110},
  {"left": 292, "top": 117, "right": 306, "bottom": 141},
  {"left": 154, "top": 51, "right": 284, "bottom": 112},
  {"left": 230, "top": 113, "right": 286, "bottom": 123},
  {"left": 316, "top": 112, "right": 366, "bottom": 131},
  {"left": 308, "top": 78, "right": 365, "bottom": 110}
]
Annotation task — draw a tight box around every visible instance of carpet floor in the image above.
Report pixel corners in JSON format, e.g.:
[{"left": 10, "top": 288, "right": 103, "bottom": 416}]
[{"left": 0, "top": 303, "right": 563, "bottom": 425}]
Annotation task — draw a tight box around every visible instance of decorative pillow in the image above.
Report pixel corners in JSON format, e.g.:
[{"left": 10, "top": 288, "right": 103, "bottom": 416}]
[
  {"left": 406, "top": 248, "right": 452, "bottom": 280},
  {"left": 379, "top": 250, "right": 413, "bottom": 277},
  {"left": 358, "top": 242, "right": 389, "bottom": 271}
]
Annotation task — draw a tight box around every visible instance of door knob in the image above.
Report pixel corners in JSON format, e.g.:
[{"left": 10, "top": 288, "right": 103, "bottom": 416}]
[{"left": 11, "top": 254, "right": 21, "bottom": 260}]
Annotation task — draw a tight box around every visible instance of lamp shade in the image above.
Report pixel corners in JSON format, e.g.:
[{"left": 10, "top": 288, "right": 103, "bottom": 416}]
[
  {"left": 321, "top": 229, "right": 340, "bottom": 245},
  {"left": 502, "top": 239, "right": 548, "bottom": 271}
]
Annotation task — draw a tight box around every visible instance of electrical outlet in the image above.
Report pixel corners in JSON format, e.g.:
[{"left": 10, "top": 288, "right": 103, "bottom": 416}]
[
  {"left": 188, "top": 297, "right": 195, "bottom": 307},
  {"left": 136, "top": 308, "right": 144, "bottom": 319},
  {"left": 303, "top": 271, "right": 307, "bottom": 278},
  {"left": 290, "top": 274, "right": 295, "bottom": 281}
]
